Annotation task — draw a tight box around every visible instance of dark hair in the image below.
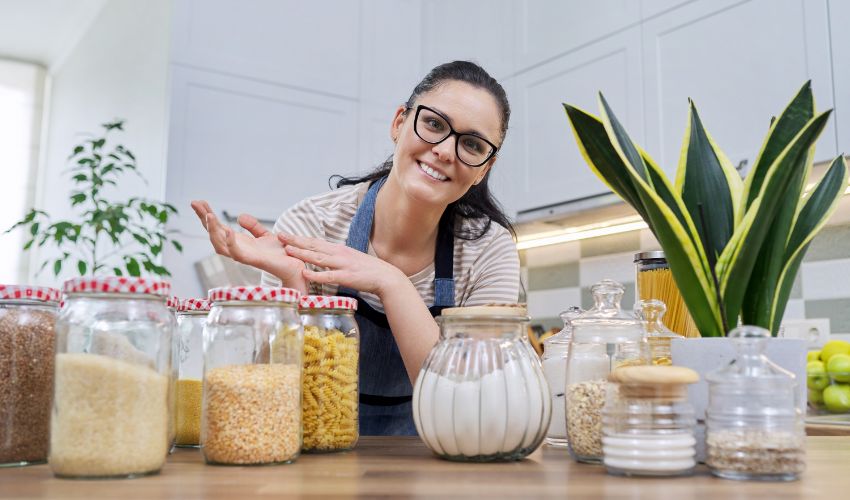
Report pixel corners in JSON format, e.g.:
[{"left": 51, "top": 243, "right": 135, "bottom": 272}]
[{"left": 331, "top": 60, "right": 514, "bottom": 240}]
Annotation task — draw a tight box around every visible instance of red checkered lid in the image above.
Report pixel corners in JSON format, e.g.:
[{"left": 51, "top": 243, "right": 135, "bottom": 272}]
[
  {"left": 62, "top": 277, "right": 172, "bottom": 297},
  {"left": 178, "top": 298, "right": 211, "bottom": 312},
  {"left": 208, "top": 286, "right": 301, "bottom": 304},
  {"left": 0, "top": 284, "right": 61, "bottom": 303},
  {"left": 299, "top": 295, "right": 357, "bottom": 311},
  {"left": 166, "top": 295, "right": 180, "bottom": 310}
]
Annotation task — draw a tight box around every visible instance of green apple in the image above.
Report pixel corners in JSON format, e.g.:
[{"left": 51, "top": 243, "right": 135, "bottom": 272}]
[
  {"left": 807, "top": 360, "right": 830, "bottom": 391},
  {"left": 826, "top": 353, "right": 850, "bottom": 383},
  {"left": 823, "top": 384, "right": 850, "bottom": 413},
  {"left": 807, "top": 350, "right": 822, "bottom": 362},
  {"left": 809, "top": 387, "right": 824, "bottom": 406},
  {"left": 820, "top": 340, "right": 850, "bottom": 364}
]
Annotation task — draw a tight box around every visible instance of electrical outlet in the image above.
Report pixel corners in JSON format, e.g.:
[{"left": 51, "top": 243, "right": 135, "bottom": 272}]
[{"left": 779, "top": 318, "right": 831, "bottom": 347}]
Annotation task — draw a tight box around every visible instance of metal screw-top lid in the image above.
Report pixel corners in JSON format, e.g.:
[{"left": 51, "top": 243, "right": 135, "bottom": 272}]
[{"left": 634, "top": 251, "right": 666, "bottom": 262}]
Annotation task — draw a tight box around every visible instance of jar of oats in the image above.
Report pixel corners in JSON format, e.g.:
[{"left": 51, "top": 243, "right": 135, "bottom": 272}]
[
  {"left": 0, "top": 285, "right": 60, "bottom": 467},
  {"left": 565, "top": 279, "right": 648, "bottom": 464},
  {"left": 174, "top": 298, "right": 209, "bottom": 448},
  {"left": 202, "top": 286, "right": 303, "bottom": 465},
  {"left": 705, "top": 325, "right": 805, "bottom": 481},
  {"left": 299, "top": 295, "right": 359, "bottom": 452},
  {"left": 51, "top": 277, "right": 173, "bottom": 479}
]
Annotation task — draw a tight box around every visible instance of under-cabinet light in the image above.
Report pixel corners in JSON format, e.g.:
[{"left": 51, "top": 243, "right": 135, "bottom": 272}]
[{"left": 516, "top": 216, "right": 648, "bottom": 250}]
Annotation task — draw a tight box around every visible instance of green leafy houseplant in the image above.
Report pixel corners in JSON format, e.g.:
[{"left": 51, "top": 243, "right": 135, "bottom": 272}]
[
  {"left": 563, "top": 82, "right": 848, "bottom": 337},
  {"left": 6, "top": 120, "right": 182, "bottom": 278}
]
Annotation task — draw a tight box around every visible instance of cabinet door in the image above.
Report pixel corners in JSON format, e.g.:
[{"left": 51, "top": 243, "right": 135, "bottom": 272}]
[
  {"left": 503, "top": 26, "right": 644, "bottom": 216},
  {"left": 642, "top": 0, "right": 837, "bottom": 178},
  {"left": 830, "top": 0, "right": 850, "bottom": 155}
]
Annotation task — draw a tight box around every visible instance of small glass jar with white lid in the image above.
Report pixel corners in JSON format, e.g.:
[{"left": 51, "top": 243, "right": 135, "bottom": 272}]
[{"left": 541, "top": 306, "right": 582, "bottom": 448}]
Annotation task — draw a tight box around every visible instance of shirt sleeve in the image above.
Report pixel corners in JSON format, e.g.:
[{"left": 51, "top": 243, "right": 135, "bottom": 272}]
[{"left": 461, "top": 226, "right": 521, "bottom": 305}]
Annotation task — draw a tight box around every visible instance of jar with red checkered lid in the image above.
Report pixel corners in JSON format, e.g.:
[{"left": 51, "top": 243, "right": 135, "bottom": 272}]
[
  {"left": 51, "top": 276, "right": 173, "bottom": 479},
  {"left": 298, "top": 295, "right": 359, "bottom": 453},
  {"left": 174, "top": 298, "right": 209, "bottom": 448},
  {"left": 0, "top": 284, "right": 60, "bottom": 467},
  {"left": 202, "top": 286, "right": 303, "bottom": 465}
]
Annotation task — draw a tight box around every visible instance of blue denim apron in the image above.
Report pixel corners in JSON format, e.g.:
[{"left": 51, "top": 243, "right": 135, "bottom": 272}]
[{"left": 337, "top": 176, "right": 455, "bottom": 436}]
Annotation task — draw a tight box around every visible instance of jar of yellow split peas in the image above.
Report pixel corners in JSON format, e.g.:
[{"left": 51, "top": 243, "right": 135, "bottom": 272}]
[
  {"left": 299, "top": 295, "right": 360, "bottom": 452},
  {"left": 174, "top": 298, "right": 209, "bottom": 447}
]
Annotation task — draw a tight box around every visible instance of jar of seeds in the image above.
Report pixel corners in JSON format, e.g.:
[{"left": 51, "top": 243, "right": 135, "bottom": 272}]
[
  {"left": 175, "top": 298, "right": 209, "bottom": 447},
  {"left": 565, "top": 280, "right": 648, "bottom": 464},
  {"left": 202, "top": 286, "right": 303, "bottom": 465},
  {"left": 0, "top": 285, "right": 60, "bottom": 467},
  {"left": 705, "top": 325, "right": 805, "bottom": 481}
]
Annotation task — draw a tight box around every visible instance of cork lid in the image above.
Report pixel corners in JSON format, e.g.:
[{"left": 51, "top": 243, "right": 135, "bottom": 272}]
[
  {"left": 440, "top": 303, "right": 528, "bottom": 317},
  {"left": 609, "top": 365, "right": 699, "bottom": 385}
]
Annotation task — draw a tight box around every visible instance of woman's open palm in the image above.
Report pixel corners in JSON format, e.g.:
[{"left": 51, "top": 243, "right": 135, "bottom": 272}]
[{"left": 190, "top": 200, "right": 308, "bottom": 294}]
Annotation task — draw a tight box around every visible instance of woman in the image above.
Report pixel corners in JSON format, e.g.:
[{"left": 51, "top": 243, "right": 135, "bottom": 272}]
[{"left": 191, "top": 61, "right": 520, "bottom": 436}]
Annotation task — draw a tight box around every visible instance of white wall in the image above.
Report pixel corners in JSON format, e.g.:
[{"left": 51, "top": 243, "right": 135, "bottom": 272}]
[{"left": 29, "top": 0, "right": 171, "bottom": 286}]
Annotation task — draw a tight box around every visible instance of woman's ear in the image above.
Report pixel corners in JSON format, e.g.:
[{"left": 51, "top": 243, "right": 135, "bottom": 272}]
[
  {"left": 474, "top": 160, "right": 495, "bottom": 185},
  {"left": 390, "top": 105, "right": 407, "bottom": 143}
]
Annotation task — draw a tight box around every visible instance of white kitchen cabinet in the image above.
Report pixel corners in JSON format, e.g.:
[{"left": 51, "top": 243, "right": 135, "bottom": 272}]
[
  {"left": 640, "top": 0, "right": 695, "bottom": 20},
  {"left": 502, "top": 26, "right": 644, "bottom": 215},
  {"left": 513, "top": 0, "right": 640, "bottom": 75},
  {"left": 642, "top": 0, "right": 837, "bottom": 178},
  {"left": 830, "top": 0, "right": 850, "bottom": 155},
  {"left": 170, "top": 0, "right": 361, "bottom": 98}
]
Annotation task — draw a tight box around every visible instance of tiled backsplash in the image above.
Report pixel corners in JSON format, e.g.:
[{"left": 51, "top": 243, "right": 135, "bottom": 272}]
[{"left": 521, "top": 223, "right": 850, "bottom": 336}]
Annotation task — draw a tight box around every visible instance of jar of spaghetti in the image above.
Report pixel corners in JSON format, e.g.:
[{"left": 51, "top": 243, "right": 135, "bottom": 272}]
[
  {"left": 299, "top": 295, "right": 359, "bottom": 452},
  {"left": 634, "top": 252, "right": 698, "bottom": 338}
]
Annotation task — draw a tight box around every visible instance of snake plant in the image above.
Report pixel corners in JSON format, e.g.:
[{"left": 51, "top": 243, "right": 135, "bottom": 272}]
[{"left": 563, "top": 82, "right": 848, "bottom": 337}]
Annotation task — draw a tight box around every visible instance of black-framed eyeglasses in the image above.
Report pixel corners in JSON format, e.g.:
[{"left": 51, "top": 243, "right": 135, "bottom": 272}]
[{"left": 410, "top": 104, "right": 499, "bottom": 167}]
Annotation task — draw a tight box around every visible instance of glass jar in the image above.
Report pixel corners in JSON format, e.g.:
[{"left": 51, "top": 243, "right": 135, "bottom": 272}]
[
  {"left": 202, "top": 286, "right": 303, "bottom": 465},
  {"left": 0, "top": 285, "right": 60, "bottom": 467},
  {"left": 51, "top": 277, "right": 173, "bottom": 479},
  {"left": 412, "top": 305, "right": 551, "bottom": 462},
  {"left": 542, "top": 306, "right": 582, "bottom": 448},
  {"left": 166, "top": 295, "right": 179, "bottom": 453},
  {"left": 299, "top": 295, "right": 360, "bottom": 453},
  {"left": 634, "top": 251, "right": 698, "bottom": 338},
  {"left": 175, "top": 298, "right": 209, "bottom": 448},
  {"left": 565, "top": 279, "right": 648, "bottom": 463},
  {"left": 635, "top": 299, "right": 681, "bottom": 365},
  {"left": 705, "top": 325, "right": 805, "bottom": 481},
  {"left": 602, "top": 365, "right": 699, "bottom": 476}
]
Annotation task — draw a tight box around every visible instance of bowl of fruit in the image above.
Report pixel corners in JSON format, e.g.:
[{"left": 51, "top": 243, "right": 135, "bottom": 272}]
[{"left": 807, "top": 339, "right": 850, "bottom": 414}]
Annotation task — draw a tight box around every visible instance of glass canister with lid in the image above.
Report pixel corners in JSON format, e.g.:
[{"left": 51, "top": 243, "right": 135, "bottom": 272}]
[
  {"left": 602, "top": 365, "right": 699, "bottom": 476},
  {"left": 565, "top": 279, "right": 649, "bottom": 463},
  {"left": 0, "top": 285, "right": 60, "bottom": 467},
  {"left": 635, "top": 299, "right": 682, "bottom": 366},
  {"left": 412, "top": 305, "right": 551, "bottom": 462},
  {"left": 51, "top": 277, "right": 173, "bottom": 479},
  {"left": 542, "top": 306, "right": 582, "bottom": 448},
  {"left": 299, "top": 295, "right": 359, "bottom": 453},
  {"left": 705, "top": 325, "right": 805, "bottom": 481},
  {"left": 202, "top": 286, "right": 303, "bottom": 465},
  {"left": 175, "top": 298, "right": 209, "bottom": 448}
]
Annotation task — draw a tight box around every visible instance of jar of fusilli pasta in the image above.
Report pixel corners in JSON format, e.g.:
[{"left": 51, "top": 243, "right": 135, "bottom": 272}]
[
  {"left": 202, "top": 286, "right": 303, "bottom": 465},
  {"left": 299, "top": 295, "right": 359, "bottom": 452}
]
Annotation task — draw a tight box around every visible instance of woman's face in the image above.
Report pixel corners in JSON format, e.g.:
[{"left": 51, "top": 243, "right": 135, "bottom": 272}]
[{"left": 389, "top": 80, "right": 503, "bottom": 209}]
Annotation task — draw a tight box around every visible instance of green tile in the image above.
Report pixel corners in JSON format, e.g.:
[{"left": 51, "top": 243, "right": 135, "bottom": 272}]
[
  {"left": 580, "top": 231, "right": 641, "bottom": 259},
  {"left": 805, "top": 298, "right": 850, "bottom": 334},
  {"left": 527, "top": 262, "right": 580, "bottom": 291},
  {"left": 581, "top": 282, "right": 636, "bottom": 311},
  {"left": 804, "top": 224, "right": 850, "bottom": 262}
]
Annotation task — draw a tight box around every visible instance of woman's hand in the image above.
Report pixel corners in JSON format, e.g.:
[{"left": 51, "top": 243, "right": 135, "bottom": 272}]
[
  {"left": 190, "top": 200, "right": 308, "bottom": 293},
  {"left": 278, "top": 232, "right": 405, "bottom": 297}
]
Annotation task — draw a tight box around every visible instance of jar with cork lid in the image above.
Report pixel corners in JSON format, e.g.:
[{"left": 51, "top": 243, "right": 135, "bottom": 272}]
[{"left": 602, "top": 365, "right": 699, "bottom": 476}]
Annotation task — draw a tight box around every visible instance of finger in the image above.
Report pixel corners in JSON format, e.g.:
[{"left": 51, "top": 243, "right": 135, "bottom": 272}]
[
  {"left": 238, "top": 213, "right": 270, "bottom": 238},
  {"left": 222, "top": 226, "right": 247, "bottom": 263},
  {"left": 303, "top": 267, "right": 342, "bottom": 286},
  {"left": 285, "top": 245, "right": 340, "bottom": 268},
  {"left": 205, "top": 214, "right": 230, "bottom": 257},
  {"left": 278, "top": 232, "right": 336, "bottom": 254},
  {"left": 191, "top": 200, "right": 213, "bottom": 230}
]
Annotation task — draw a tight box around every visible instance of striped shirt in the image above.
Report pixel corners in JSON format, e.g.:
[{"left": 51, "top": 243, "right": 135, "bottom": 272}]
[{"left": 260, "top": 181, "right": 520, "bottom": 312}]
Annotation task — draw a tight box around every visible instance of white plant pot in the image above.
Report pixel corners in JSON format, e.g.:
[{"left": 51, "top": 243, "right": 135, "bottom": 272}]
[{"left": 670, "top": 336, "right": 807, "bottom": 463}]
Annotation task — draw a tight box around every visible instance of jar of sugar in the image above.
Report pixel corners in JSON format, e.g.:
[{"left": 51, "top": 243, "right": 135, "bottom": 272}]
[
  {"left": 542, "top": 306, "right": 582, "bottom": 448},
  {"left": 412, "top": 305, "right": 551, "bottom": 461}
]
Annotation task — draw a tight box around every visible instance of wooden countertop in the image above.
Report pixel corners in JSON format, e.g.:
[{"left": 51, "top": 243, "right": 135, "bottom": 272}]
[{"left": 2, "top": 437, "right": 849, "bottom": 498}]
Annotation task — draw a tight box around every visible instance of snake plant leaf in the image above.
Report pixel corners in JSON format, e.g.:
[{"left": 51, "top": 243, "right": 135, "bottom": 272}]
[
  {"left": 561, "top": 104, "right": 648, "bottom": 221},
  {"left": 717, "top": 110, "right": 832, "bottom": 331},
  {"left": 769, "top": 157, "right": 849, "bottom": 332},
  {"left": 675, "top": 100, "right": 741, "bottom": 268},
  {"left": 740, "top": 81, "right": 815, "bottom": 216}
]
